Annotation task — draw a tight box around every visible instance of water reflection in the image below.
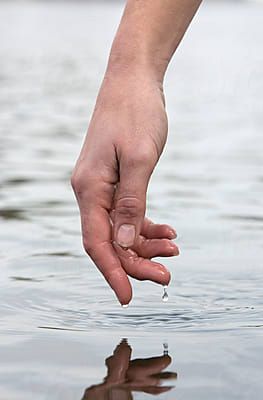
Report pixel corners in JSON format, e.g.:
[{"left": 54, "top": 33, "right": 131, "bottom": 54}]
[{"left": 82, "top": 339, "right": 177, "bottom": 399}]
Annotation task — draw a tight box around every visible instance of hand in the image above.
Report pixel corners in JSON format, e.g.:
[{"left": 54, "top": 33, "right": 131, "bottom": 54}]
[
  {"left": 82, "top": 339, "right": 177, "bottom": 400},
  {"left": 71, "top": 72, "right": 179, "bottom": 305}
]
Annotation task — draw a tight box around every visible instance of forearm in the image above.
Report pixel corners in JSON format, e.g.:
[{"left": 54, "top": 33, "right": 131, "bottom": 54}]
[
  {"left": 106, "top": 0, "right": 203, "bottom": 83},
  {"left": 73, "top": 1, "right": 200, "bottom": 304}
]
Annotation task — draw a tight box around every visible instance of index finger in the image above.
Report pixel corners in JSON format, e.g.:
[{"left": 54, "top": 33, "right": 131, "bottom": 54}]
[
  {"left": 105, "top": 340, "right": 132, "bottom": 383},
  {"left": 128, "top": 355, "right": 171, "bottom": 378},
  {"left": 77, "top": 190, "right": 132, "bottom": 305}
]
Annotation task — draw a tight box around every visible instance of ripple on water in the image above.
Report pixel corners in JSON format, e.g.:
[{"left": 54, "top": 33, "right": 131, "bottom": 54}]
[
  {"left": 221, "top": 214, "right": 263, "bottom": 223},
  {"left": 0, "top": 270, "right": 262, "bottom": 334},
  {"left": 2, "top": 177, "right": 36, "bottom": 186},
  {"left": 0, "top": 208, "right": 27, "bottom": 221},
  {"left": 0, "top": 0, "right": 262, "bottom": 348}
]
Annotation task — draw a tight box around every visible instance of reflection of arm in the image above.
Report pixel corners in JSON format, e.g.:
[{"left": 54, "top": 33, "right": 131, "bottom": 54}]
[
  {"left": 81, "top": 340, "right": 176, "bottom": 399},
  {"left": 104, "top": 339, "right": 132, "bottom": 385},
  {"left": 82, "top": 340, "right": 132, "bottom": 400},
  {"left": 108, "top": 0, "right": 203, "bottom": 83}
]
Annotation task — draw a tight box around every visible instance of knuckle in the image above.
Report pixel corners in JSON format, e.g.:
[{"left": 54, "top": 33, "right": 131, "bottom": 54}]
[
  {"left": 105, "top": 356, "right": 113, "bottom": 367},
  {"left": 135, "top": 151, "right": 152, "bottom": 166},
  {"left": 124, "top": 145, "right": 156, "bottom": 168},
  {"left": 70, "top": 169, "right": 85, "bottom": 192},
  {"left": 70, "top": 171, "right": 78, "bottom": 190},
  {"left": 71, "top": 167, "right": 95, "bottom": 197},
  {"left": 115, "top": 196, "right": 144, "bottom": 218}
]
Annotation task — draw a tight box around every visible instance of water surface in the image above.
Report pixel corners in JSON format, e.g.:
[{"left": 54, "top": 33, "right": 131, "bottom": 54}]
[{"left": 0, "top": 1, "right": 262, "bottom": 399}]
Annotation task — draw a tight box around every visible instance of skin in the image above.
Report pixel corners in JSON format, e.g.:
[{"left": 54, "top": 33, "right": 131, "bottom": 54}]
[
  {"left": 82, "top": 339, "right": 177, "bottom": 400},
  {"left": 71, "top": 0, "right": 203, "bottom": 305}
]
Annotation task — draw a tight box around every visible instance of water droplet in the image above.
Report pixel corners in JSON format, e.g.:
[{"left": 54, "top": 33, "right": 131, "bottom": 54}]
[
  {"left": 162, "top": 285, "right": 168, "bottom": 302},
  {"left": 122, "top": 304, "right": 129, "bottom": 308},
  {"left": 163, "top": 342, "right": 169, "bottom": 355}
]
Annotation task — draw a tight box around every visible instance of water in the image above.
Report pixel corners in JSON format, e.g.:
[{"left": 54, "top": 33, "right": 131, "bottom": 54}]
[
  {"left": 162, "top": 286, "right": 169, "bottom": 302},
  {"left": 163, "top": 342, "right": 169, "bottom": 356},
  {"left": 0, "top": 0, "right": 263, "bottom": 399}
]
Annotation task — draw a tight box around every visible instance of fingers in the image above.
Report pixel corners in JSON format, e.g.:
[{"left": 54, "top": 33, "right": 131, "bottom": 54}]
[
  {"left": 131, "top": 385, "right": 174, "bottom": 395},
  {"left": 113, "top": 243, "right": 171, "bottom": 286},
  {"left": 128, "top": 355, "right": 172, "bottom": 379},
  {"left": 72, "top": 152, "right": 176, "bottom": 304},
  {"left": 111, "top": 211, "right": 179, "bottom": 258},
  {"left": 132, "top": 236, "right": 179, "bottom": 259},
  {"left": 141, "top": 217, "right": 177, "bottom": 240},
  {"left": 105, "top": 339, "right": 132, "bottom": 384},
  {"left": 71, "top": 171, "right": 132, "bottom": 305},
  {"left": 82, "top": 206, "right": 132, "bottom": 305},
  {"left": 126, "top": 355, "right": 173, "bottom": 391},
  {"left": 151, "top": 371, "right": 178, "bottom": 380},
  {"left": 113, "top": 150, "right": 156, "bottom": 249}
]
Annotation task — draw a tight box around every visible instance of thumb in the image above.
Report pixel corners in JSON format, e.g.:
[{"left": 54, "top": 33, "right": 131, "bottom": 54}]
[{"left": 113, "top": 152, "right": 155, "bottom": 248}]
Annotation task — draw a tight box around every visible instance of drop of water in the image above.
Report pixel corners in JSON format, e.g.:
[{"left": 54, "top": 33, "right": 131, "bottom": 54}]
[
  {"left": 163, "top": 342, "right": 169, "bottom": 355},
  {"left": 122, "top": 304, "right": 129, "bottom": 308},
  {"left": 162, "top": 285, "right": 169, "bottom": 302}
]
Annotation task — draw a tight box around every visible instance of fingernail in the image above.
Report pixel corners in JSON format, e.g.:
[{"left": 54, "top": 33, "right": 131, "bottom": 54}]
[
  {"left": 169, "top": 229, "right": 177, "bottom": 239},
  {"left": 117, "top": 224, "right": 135, "bottom": 248},
  {"left": 169, "top": 243, "right": 177, "bottom": 253}
]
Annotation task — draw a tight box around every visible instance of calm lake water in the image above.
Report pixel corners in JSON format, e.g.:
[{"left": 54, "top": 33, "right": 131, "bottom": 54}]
[{"left": 0, "top": 0, "right": 262, "bottom": 399}]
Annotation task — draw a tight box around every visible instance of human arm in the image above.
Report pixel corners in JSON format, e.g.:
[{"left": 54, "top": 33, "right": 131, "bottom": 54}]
[
  {"left": 71, "top": 0, "right": 203, "bottom": 305},
  {"left": 82, "top": 339, "right": 175, "bottom": 399}
]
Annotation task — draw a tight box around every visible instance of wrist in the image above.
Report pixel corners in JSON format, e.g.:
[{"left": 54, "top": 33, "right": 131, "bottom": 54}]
[
  {"left": 105, "top": 36, "right": 169, "bottom": 86},
  {"left": 97, "top": 69, "right": 166, "bottom": 115}
]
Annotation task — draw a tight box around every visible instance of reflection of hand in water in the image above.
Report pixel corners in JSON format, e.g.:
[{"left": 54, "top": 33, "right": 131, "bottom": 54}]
[{"left": 82, "top": 339, "right": 177, "bottom": 400}]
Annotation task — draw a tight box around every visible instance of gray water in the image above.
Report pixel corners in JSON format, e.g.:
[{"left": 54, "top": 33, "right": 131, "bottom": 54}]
[{"left": 0, "top": 1, "right": 262, "bottom": 399}]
